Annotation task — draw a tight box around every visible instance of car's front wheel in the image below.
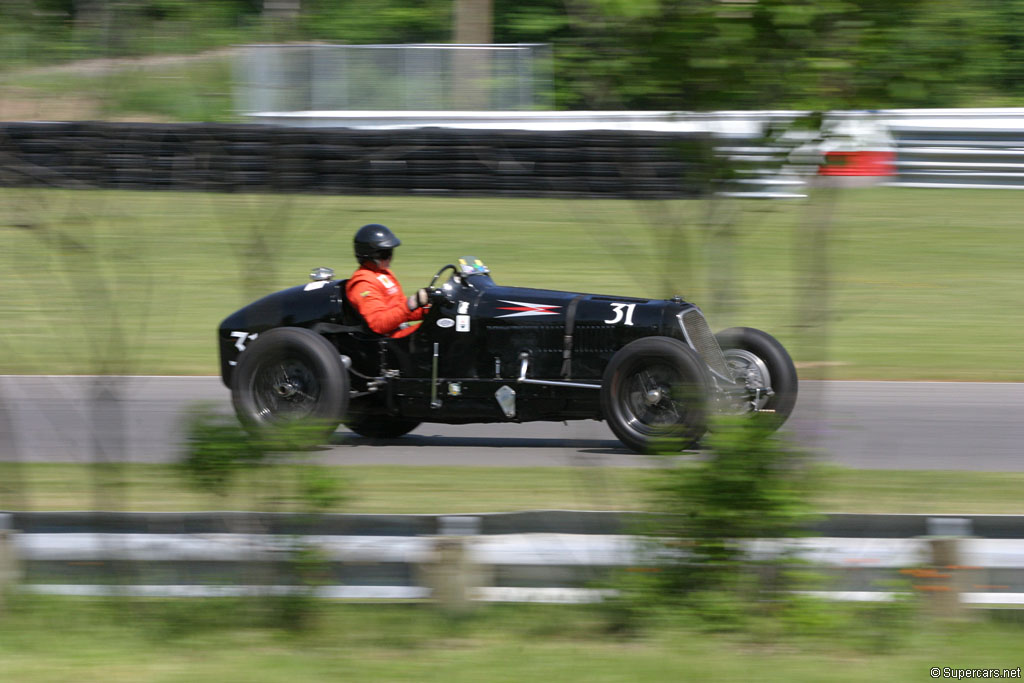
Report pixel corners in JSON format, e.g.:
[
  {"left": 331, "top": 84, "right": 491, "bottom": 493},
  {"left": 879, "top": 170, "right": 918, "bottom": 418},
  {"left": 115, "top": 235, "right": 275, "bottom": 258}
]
[
  {"left": 714, "top": 326, "right": 798, "bottom": 431},
  {"left": 231, "top": 326, "right": 349, "bottom": 441},
  {"left": 601, "top": 336, "right": 710, "bottom": 454}
]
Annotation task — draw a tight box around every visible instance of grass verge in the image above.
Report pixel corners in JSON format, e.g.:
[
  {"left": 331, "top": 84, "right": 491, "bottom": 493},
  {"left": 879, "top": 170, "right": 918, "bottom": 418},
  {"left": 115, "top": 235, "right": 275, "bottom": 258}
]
[
  {"left": 4, "top": 463, "right": 1024, "bottom": 514},
  {"left": 1, "top": 596, "right": 1022, "bottom": 682},
  {"left": 1, "top": 187, "right": 1022, "bottom": 379}
]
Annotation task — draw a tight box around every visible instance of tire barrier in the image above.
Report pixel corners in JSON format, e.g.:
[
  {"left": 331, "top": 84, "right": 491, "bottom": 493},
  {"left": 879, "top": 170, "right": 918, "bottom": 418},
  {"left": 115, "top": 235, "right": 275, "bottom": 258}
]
[{"left": 0, "top": 122, "right": 719, "bottom": 199}]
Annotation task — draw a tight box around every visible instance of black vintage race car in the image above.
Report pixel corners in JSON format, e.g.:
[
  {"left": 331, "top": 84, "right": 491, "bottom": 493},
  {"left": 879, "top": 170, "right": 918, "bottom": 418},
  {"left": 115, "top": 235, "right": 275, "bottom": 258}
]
[{"left": 218, "top": 257, "right": 797, "bottom": 454}]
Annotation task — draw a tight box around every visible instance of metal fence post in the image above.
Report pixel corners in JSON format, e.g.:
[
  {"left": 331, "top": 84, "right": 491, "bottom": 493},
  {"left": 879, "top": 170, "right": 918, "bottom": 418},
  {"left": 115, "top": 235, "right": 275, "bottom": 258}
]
[
  {"left": 922, "top": 517, "right": 974, "bottom": 620},
  {"left": 418, "top": 515, "right": 489, "bottom": 614}
]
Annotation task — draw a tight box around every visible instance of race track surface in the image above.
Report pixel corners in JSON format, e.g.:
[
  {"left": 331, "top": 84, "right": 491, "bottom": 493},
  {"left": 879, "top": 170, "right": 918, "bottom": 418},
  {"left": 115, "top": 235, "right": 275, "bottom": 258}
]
[{"left": 1, "top": 376, "right": 1022, "bottom": 471}]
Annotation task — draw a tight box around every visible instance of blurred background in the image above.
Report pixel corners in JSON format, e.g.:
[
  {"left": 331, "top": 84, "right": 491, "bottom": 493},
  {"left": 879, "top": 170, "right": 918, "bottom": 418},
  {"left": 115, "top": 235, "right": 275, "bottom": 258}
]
[
  {"left": 2, "top": 1, "right": 1024, "bottom": 681},
  {"left": 6, "top": 0, "right": 1024, "bottom": 116}
]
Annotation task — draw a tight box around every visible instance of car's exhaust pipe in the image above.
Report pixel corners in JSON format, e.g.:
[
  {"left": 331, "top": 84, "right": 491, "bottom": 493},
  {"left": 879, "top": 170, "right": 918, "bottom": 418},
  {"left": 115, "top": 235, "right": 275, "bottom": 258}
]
[{"left": 517, "top": 353, "right": 601, "bottom": 390}]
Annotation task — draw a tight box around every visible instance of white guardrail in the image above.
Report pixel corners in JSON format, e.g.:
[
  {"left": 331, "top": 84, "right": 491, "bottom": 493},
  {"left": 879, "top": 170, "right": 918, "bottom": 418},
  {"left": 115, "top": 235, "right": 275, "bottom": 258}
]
[
  {"left": 13, "top": 533, "right": 1024, "bottom": 605},
  {"left": 5, "top": 512, "right": 1024, "bottom": 605}
]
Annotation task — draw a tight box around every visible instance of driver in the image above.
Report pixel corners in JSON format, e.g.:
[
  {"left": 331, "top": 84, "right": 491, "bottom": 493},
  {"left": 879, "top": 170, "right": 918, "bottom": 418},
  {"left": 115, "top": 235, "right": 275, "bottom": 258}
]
[{"left": 346, "top": 223, "right": 430, "bottom": 338}]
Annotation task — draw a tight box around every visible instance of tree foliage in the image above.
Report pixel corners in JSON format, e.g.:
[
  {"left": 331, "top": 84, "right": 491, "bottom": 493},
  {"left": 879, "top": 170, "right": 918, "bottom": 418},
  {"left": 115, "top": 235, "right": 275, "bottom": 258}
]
[
  {"left": 491, "top": 0, "right": 1024, "bottom": 110},
  {"left": 300, "top": 0, "right": 451, "bottom": 44},
  {"left": 5, "top": 0, "right": 1024, "bottom": 109}
]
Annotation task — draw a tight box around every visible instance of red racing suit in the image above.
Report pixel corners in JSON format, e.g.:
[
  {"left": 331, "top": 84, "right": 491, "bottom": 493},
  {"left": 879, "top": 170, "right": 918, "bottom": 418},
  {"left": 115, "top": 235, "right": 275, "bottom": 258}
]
[{"left": 345, "top": 263, "right": 425, "bottom": 338}]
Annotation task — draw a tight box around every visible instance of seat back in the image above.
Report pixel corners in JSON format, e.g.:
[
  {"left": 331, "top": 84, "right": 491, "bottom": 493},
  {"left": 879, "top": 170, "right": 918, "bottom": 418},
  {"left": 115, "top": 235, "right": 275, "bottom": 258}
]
[{"left": 336, "top": 279, "right": 377, "bottom": 334}]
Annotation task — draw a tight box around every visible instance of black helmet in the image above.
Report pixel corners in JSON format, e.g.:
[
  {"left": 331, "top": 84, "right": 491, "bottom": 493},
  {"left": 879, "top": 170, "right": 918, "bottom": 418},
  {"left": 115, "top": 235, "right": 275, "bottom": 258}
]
[{"left": 354, "top": 223, "right": 401, "bottom": 263}]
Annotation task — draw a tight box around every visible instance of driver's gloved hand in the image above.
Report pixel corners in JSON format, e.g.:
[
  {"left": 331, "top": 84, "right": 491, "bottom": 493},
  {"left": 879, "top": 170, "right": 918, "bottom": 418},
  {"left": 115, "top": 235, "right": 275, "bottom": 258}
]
[{"left": 406, "top": 288, "right": 430, "bottom": 310}]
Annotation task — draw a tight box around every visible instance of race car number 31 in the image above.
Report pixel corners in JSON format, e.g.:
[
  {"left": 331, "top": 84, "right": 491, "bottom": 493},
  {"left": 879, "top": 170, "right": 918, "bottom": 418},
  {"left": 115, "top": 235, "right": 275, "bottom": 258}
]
[{"left": 605, "top": 303, "right": 636, "bottom": 326}]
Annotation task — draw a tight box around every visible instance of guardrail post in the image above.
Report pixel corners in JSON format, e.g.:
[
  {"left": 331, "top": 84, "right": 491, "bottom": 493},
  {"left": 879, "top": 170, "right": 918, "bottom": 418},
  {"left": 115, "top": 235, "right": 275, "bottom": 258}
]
[
  {"left": 920, "top": 517, "right": 974, "bottom": 620},
  {"left": 418, "top": 516, "right": 488, "bottom": 614},
  {"left": 0, "top": 514, "right": 19, "bottom": 614}
]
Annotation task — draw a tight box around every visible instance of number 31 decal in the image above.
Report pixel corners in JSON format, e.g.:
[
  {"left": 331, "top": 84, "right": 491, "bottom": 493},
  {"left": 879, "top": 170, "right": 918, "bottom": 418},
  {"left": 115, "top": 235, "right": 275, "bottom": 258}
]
[{"left": 605, "top": 302, "right": 637, "bottom": 326}]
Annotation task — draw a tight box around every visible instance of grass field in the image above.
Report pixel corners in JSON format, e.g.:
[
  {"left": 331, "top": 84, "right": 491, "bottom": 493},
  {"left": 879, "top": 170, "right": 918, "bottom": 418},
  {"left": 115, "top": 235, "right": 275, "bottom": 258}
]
[
  {"left": 2, "top": 186, "right": 1022, "bottom": 380},
  {"left": 4, "top": 463, "right": 1024, "bottom": 514},
  {"left": 2, "top": 597, "right": 1022, "bottom": 682}
]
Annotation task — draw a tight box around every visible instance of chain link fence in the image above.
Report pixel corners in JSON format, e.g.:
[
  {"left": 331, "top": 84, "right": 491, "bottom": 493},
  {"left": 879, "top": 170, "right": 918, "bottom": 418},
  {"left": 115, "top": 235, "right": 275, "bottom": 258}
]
[{"left": 234, "top": 43, "right": 553, "bottom": 114}]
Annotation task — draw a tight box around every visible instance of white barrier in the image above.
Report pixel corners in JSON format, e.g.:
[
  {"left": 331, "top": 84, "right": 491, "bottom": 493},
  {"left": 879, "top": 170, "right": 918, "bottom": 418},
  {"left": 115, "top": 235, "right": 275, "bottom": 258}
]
[{"left": 14, "top": 532, "right": 1024, "bottom": 605}]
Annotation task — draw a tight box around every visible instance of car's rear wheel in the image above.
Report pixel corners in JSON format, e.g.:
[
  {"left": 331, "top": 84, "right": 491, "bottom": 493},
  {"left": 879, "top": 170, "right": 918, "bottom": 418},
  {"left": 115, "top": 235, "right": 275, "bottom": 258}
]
[
  {"left": 344, "top": 414, "right": 420, "bottom": 439},
  {"left": 231, "top": 327, "right": 349, "bottom": 441},
  {"left": 601, "top": 336, "right": 710, "bottom": 454},
  {"left": 714, "top": 327, "right": 798, "bottom": 431}
]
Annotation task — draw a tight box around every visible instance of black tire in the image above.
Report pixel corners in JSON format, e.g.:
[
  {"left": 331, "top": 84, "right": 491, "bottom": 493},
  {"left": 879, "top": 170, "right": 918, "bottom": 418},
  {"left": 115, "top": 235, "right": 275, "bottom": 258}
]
[
  {"left": 231, "top": 327, "right": 349, "bottom": 440},
  {"left": 344, "top": 414, "right": 421, "bottom": 440},
  {"left": 714, "top": 327, "right": 798, "bottom": 431},
  {"left": 600, "top": 336, "right": 710, "bottom": 454}
]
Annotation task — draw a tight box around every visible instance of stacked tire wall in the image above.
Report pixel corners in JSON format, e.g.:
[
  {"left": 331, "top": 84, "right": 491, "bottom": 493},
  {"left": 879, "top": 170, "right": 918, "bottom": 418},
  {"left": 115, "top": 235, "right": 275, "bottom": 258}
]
[{"left": 0, "top": 122, "right": 715, "bottom": 199}]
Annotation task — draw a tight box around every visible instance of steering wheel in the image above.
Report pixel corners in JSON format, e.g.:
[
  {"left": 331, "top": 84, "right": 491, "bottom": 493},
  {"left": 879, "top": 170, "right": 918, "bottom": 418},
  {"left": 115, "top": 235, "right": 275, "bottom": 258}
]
[{"left": 428, "top": 264, "right": 458, "bottom": 290}]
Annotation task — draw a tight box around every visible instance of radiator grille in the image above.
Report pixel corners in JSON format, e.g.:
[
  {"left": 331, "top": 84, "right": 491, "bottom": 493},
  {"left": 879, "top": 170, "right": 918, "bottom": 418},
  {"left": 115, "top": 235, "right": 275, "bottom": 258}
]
[{"left": 679, "top": 309, "right": 732, "bottom": 380}]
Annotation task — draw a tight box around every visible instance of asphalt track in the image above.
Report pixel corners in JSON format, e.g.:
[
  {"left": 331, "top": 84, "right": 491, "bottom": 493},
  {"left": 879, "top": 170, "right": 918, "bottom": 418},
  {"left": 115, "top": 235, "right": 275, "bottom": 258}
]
[{"left": 1, "top": 376, "right": 1022, "bottom": 471}]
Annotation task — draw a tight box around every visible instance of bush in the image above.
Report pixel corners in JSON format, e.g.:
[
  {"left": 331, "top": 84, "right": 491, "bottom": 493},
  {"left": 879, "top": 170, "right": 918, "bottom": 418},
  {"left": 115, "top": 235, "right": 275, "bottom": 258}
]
[
  {"left": 176, "top": 403, "right": 348, "bottom": 631},
  {"left": 649, "top": 418, "right": 820, "bottom": 600}
]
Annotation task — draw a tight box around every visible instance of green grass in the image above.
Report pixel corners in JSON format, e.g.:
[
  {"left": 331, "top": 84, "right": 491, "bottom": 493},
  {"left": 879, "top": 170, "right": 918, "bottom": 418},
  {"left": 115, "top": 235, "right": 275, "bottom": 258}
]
[
  {"left": 1, "top": 57, "right": 238, "bottom": 122},
  {"left": 2, "top": 186, "right": 1023, "bottom": 380},
  {"left": 5, "top": 463, "right": 1024, "bottom": 514},
  {"left": 97, "top": 58, "right": 236, "bottom": 122},
  {"left": 0, "top": 21, "right": 263, "bottom": 75},
  {"left": 1, "top": 597, "right": 1022, "bottom": 682}
]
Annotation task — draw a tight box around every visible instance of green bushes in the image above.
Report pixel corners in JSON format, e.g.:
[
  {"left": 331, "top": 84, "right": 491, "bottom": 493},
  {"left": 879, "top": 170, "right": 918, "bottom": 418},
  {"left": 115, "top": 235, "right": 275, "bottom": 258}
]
[
  {"left": 177, "top": 404, "right": 348, "bottom": 631},
  {"left": 603, "top": 418, "right": 919, "bottom": 651},
  {"left": 648, "top": 419, "right": 820, "bottom": 598}
]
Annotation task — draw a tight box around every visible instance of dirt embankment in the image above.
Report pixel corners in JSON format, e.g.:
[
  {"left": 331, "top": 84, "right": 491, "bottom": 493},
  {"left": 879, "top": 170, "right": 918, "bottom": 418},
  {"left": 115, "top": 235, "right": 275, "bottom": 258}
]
[
  {"left": 0, "top": 86, "right": 102, "bottom": 121},
  {"left": 0, "top": 48, "right": 239, "bottom": 122}
]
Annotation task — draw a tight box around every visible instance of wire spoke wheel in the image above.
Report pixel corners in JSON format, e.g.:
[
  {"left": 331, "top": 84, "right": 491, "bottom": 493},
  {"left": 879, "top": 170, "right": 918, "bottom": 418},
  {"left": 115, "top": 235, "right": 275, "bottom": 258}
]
[
  {"left": 252, "top": 357, "right": 323, "bottom": 423},
  {"left": 722, "top": 348, "right": 773, "bottom": 414},
  {"left": 623, "top": 363, "right": 690, "bottom": 430},
  {"left": 231, "top": 327, "right": 349, "bottom": 441},
  {"left": 601, "top": 336, "right": 710, "bottom": 454},
  {"left": 714, "top": 327, "right": 798, "bottom": 431}
]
